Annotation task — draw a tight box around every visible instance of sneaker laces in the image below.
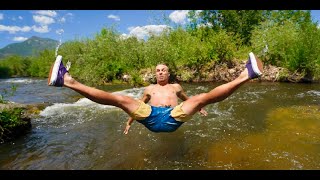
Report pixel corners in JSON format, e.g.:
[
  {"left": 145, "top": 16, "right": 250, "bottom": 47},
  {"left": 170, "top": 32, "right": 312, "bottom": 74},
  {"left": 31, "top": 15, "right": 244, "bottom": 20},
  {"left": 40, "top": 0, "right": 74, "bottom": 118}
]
[{"left": 66, "top": 61, "right": 71, "bottom": 71}]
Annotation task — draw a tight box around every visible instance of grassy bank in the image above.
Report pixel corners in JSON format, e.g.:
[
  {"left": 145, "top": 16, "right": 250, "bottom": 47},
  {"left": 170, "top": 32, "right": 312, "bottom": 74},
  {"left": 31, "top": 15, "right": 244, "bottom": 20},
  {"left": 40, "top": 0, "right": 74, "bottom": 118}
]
[{"left": 0, "top": 105, "right": 31, "bottom": 143}]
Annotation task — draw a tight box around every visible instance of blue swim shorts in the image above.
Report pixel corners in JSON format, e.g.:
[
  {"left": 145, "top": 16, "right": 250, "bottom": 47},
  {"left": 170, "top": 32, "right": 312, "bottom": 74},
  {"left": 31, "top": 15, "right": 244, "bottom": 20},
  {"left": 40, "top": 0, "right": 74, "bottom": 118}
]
[{"left": 130, "top": 100, "right": 192, "bottom": 133}]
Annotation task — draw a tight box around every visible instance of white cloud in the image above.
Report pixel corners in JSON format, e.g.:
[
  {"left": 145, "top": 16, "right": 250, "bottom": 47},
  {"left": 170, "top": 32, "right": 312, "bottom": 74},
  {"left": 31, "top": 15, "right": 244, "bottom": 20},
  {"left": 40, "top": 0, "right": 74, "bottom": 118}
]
[
  {"left": 169, "top": 10, "right": 189, "bottom": 24},
  {"left": 13, "top": 36, "right": 28, "bottom": 41},
  {"left": 59, "top": 17, "right": 66, "bottom": 23},
  {"left": 0, "top": 13, "right": 3, "bottom": 20},
  {"left": 0, "top": 25, "right": 31, "bottom": 34},
  {"left": 32, "top": 25, "right": 50, "bottom": 33},
  {"left": 58, "top": 12, "right": 73, "bottom": 24},
  {"left": 34, "top": 10, "right": 57, "bottom": 17},
  {"left": 33, "top": 15, "right": 55, "bottom": 25},
  {"left": 18, "top": 16, "right": 23, "bottom": 20},
  {"left": 56, "top": 28, "right": 64, "bottom": 35},
  {"left": 128, "top": 25, "right": 171, "bottom": 39},
  {"left": 108, "top": 14, "right": 120, "bottom": 21}
]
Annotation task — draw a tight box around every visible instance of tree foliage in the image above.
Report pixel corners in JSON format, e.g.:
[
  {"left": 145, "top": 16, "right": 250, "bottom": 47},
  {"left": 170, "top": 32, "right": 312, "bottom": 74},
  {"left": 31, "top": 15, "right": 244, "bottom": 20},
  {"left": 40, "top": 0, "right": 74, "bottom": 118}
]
[{"left": 1, "top": 10, "right": 319, "bottom": 83}]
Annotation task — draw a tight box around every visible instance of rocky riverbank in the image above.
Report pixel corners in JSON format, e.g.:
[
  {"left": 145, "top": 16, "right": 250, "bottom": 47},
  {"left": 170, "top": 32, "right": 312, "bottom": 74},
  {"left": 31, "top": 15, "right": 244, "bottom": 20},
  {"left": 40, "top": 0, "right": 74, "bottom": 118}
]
[{"left": 132, "top": 61, "right": 318, "bottom": 84}]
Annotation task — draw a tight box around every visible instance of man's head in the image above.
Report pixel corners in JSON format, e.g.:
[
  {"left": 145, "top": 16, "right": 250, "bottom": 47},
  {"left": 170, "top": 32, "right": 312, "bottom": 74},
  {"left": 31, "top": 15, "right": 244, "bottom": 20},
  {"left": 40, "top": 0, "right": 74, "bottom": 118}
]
[{"left": 155, "top": 63, "right": 170, "bottom": 85}]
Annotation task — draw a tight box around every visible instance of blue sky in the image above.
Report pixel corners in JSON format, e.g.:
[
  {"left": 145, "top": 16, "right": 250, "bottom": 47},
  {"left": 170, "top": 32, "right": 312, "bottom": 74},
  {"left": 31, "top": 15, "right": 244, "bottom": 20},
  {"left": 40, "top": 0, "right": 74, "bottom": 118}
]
[
  {"left": 0, "top": 10, "right": 188, "bottom": 49},
  {"left": 0, "top": 10, "right": 320, "bottom": 49}
]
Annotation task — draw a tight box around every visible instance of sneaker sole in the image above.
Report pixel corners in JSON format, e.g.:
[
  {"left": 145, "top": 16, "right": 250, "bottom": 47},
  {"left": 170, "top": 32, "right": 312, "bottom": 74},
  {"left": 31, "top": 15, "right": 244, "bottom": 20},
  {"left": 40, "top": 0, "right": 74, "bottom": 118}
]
[
  {"left": 48, "top": 55, "right": 62, "bottom": 86},
  {"left": 249, "top": 52, "right": 263, "bottom": 76}
]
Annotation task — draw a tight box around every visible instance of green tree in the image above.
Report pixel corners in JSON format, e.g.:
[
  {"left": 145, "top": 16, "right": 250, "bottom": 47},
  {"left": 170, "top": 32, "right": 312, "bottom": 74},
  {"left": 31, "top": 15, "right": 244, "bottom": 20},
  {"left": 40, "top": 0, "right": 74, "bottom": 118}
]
[
  {"left": 188, "top": 10, "right": 266, "bottom": 45},
  {"left": 187, "top": 10, "right": 311, "bottom": 46}
]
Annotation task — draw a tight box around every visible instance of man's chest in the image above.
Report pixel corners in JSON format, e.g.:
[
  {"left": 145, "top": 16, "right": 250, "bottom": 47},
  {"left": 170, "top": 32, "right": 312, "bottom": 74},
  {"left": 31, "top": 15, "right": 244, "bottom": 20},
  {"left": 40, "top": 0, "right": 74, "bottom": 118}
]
[{"left": 150, "top": 86, "right": 177, "bottom": 98}]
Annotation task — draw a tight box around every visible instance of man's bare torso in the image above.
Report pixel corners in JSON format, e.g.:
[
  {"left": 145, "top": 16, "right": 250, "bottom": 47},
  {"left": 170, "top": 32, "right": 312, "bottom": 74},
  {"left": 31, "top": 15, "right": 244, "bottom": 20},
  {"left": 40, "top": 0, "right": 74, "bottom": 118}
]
[{"left": 145, "top": 84, "right": 181, "bottom": 107}]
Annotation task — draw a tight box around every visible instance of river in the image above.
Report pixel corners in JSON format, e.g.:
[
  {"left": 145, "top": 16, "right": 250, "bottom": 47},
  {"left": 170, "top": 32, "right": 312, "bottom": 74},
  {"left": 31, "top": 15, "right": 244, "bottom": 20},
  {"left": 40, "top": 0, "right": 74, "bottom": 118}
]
[{"left": 0, "top": 78, "right": 319, "bottom": 170}]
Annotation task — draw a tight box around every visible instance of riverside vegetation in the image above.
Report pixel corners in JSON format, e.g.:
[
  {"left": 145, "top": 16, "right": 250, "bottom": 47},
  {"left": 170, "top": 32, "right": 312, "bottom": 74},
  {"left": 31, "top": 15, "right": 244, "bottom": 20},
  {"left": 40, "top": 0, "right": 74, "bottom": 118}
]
[
  {"left": 0, "top": 84, "right": 46, "bottom": 143},
  {"left": 1, "top": 10, "right": 320, "bottom": 142},
  {"left": 0, "top": 85, "right": 30, "bottom": 143}
]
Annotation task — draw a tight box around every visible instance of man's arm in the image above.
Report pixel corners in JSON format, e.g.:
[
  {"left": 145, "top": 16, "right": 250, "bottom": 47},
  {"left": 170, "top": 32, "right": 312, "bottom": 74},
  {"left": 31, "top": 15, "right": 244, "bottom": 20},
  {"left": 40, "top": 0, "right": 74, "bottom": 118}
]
[
  {"left": 175, "top": 84, "right": 208, "bottom": 116},
  {"left": 123, "top": 86, "right": 152, "bottom": 134},
  {"left": 175, "top": 84, "right": 189, "bottom": 101}
]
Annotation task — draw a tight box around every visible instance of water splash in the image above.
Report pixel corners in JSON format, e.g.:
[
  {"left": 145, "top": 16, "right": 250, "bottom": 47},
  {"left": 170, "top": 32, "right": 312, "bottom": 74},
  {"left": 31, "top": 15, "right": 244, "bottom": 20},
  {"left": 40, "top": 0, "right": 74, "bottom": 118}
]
[
  {"left": 55, "top": 29, "right": 64, "bottom": 57},
  {"left": 55, "top": 39, "right": 62, "bottom": 57},
  {"left": 40, "top": 87, "right": 145, "bottom": 117},
  {"left": 54, "top": 29, "right": 71, "bottom": 70}
]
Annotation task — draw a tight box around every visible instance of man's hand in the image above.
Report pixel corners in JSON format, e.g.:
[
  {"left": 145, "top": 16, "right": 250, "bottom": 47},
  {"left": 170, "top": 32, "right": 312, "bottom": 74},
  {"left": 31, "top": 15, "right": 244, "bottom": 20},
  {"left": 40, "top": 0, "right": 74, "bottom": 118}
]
[
  {"left": 123, "top": 123, "right": 131, "bottom": 135},
  {"left": 124, "top": 117, "right": 134, "bottom": 135},
  {"left": 198, "top": 108, "right": 208, "bottom": 116}
]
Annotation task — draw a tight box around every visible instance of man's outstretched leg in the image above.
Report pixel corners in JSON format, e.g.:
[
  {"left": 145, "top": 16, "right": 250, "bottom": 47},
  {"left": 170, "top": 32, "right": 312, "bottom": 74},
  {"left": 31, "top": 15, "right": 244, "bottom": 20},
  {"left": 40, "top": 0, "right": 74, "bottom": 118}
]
[
  {"left": 181, "top": 52, "right": 263, "bottom": 116},
  {"left": 47, "top": 55, "right": 140, "bottom": 115}
]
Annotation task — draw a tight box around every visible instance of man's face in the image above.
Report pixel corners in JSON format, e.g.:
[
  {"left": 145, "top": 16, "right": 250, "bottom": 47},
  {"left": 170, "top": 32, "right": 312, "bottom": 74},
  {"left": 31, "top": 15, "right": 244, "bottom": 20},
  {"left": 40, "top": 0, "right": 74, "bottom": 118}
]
[{"left": 155, "top": 64, "right": 170, "bottom": 83}]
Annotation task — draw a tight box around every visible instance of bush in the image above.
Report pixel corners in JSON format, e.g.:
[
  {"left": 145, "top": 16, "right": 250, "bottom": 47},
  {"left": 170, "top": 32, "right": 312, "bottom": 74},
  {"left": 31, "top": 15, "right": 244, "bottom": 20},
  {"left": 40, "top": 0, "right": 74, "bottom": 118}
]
[{"left": 0, "top": 108, "right": 31, "bottom": 143}]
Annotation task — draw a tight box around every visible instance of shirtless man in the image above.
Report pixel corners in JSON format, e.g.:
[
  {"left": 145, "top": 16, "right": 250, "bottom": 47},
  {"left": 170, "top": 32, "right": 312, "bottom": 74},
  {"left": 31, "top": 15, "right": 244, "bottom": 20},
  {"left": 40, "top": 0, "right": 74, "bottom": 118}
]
[
  {"left": 123, "top": 64, "right": 208, "bottom": 134},
  {"left": 48, "top": 52, "right": 263, "bottom": 133}
]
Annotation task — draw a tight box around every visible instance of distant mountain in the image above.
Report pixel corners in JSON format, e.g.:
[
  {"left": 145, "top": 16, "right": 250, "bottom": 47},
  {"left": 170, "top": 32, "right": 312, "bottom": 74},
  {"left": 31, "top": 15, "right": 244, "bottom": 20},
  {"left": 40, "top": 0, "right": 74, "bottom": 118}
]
[{"left": 0, "top": 36, "right": 59, "bottom": 59}]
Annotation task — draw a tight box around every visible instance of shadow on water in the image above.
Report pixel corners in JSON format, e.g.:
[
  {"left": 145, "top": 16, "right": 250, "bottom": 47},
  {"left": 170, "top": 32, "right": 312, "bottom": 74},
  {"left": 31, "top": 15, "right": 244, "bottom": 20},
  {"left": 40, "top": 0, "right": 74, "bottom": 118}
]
[{"left": 0, "top": 79, "right": 320, "bottom": 169}]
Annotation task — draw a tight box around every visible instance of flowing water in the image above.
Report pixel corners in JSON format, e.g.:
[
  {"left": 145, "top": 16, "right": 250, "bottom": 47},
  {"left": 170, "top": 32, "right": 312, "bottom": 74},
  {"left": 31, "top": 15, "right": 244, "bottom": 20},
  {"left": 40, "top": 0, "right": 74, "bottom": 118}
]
[{"left": 0, "top": 78, "right": 319, "bottom": 170}]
